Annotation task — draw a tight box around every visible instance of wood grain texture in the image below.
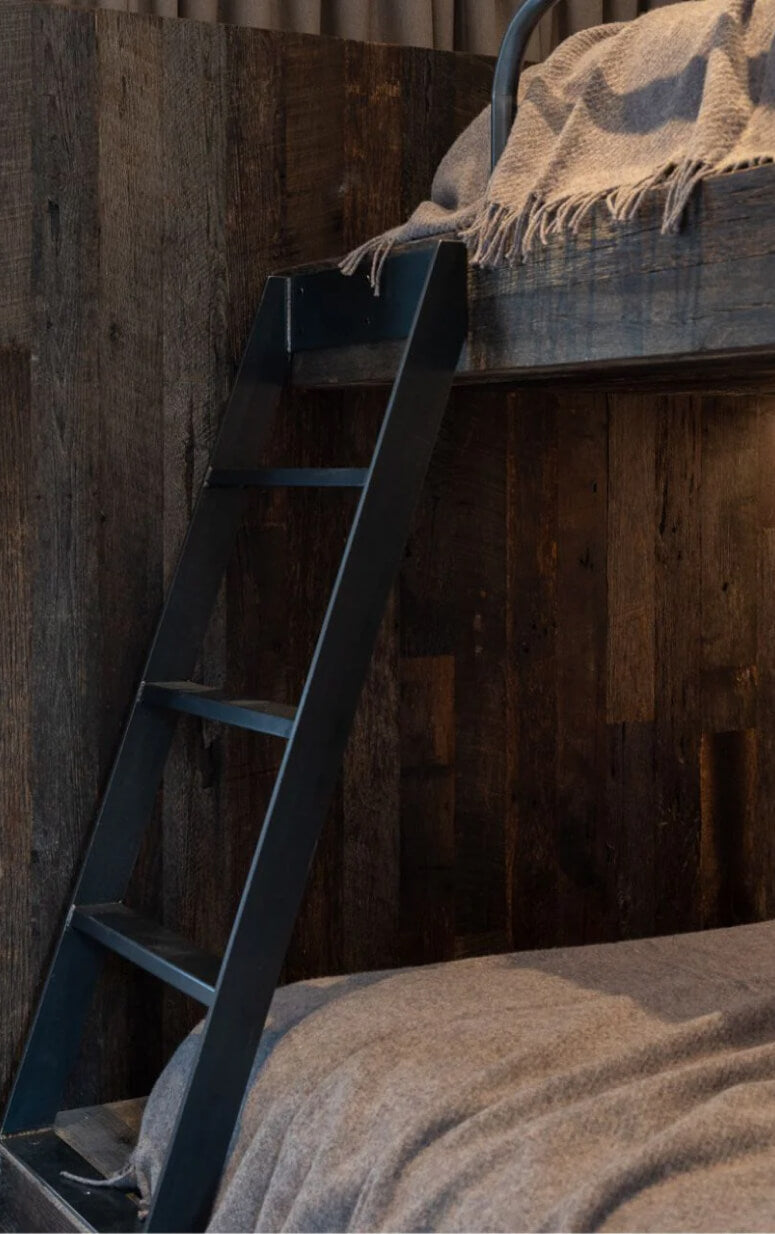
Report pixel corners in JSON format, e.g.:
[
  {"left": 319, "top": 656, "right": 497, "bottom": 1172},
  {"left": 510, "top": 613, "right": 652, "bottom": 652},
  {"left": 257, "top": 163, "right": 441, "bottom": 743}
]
[
  {"left": 8, "top": 2, "right": 775, "bottom": 1130},
  {"left": 93, "top": 2, "right": 165, "bottom": 1106},
  {"left": 555, "top": 396, "right": 609, "bottom": 942},
  {"left": 0, "top": 3, "right": 31, "bottom": 346},
  {"left": 159, "top": 13, "right": 230, "bottom": 1055},
  {"left": 0, "top": 350, "right": 32, "bottom": 1107},
  {"left": 756, "top": 523, "right": 775, "bottom": 924},
  {"left": 464, "top": 167, "right": 775, "bottom": 377},
  {"left": 654, "top": 395, "right": 703, "bottom": 935},
  {"left": 507, "top": 390, "right": 560, "bottom": 949},
  {"left": 0, "top": 2, "right": 491, "bottom": 1105},
  {"left": 400, "top": 656, "right": 456, "bottom": 964},
  {"left": 607, "top": 395, "right": 656, "bottom": 725},
  {"left": 294, "top": 164, "right": 775, "bottom": 389},
  {"left": 341, "top": 395, "right": 401, "bottom": 974},
  {"left": 27, "top": 3, "right": 104, "bottom": 1108},
  {"left": 443, "top": 391, "right": 508, "bottom": 959},
  {"left": 54, "top": 1098, "right": 145, "bottom": 1178}
]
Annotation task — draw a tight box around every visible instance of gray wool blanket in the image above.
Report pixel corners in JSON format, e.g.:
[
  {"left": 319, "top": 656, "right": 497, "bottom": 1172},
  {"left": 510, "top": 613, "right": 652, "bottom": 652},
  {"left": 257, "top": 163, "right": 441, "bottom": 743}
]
[
  {"left": 114, "top": 919, "right": 775, "bottom": 1230},
  {"left": 342, "top": 0, "right": 775, "bottom": 287}
]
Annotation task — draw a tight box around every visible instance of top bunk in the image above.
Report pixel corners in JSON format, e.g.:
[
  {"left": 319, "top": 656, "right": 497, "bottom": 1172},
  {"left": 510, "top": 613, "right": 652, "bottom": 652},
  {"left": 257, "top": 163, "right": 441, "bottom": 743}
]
[
  {"left": 293, "top": 0, "right": 775, "bottom": 390},
  {"left": 4, "top": 0, "right": 775, "bottom": 396},
  {"left": 292, "top": 160, "right": 775, "bottom": 389}
]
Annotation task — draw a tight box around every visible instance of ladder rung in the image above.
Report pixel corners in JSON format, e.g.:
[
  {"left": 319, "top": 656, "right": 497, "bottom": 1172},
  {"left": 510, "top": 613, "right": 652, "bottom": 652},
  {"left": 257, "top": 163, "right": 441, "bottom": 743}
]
[
  {"left": 142, "top": 682, "right": 297, "bottom": 737},
  {"left": 71, "top": 904, "right": 220, "bottom": 1006},
  {"left": 207, "top": 467, "right": 368, "bottom": 489}
]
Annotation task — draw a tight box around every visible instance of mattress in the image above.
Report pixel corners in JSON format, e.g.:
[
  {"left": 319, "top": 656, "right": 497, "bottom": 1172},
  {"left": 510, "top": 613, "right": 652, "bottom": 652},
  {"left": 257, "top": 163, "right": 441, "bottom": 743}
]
[{"left": 128, "top": 920, "right": 775, "bottom": 1231}]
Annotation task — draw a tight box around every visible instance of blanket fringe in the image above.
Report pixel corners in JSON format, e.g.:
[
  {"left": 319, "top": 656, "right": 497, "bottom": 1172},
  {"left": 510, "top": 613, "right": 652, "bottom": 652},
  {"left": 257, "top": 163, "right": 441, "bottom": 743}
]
[
  {"left": 459, "top": 157, "right": 720, "bottom": 269},
  {"left": 340, "top": 153, "right": 774, "bottom": 288},
  {"left": 461, "top": 154, "right": 775, "bottom": 269},
  {"left": 338, "top": 232, "right": 398, "bottom": 295},
  {"left": 60, "top": 1164, "right": 149, "bottom": 1219}
]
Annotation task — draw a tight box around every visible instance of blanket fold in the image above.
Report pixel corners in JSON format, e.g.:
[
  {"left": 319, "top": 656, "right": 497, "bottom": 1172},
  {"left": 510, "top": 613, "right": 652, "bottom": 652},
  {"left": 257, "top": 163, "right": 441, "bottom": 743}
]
[
  {"left": 342, "top": 0, "right": 775, "bottom": 285},
  {"left": 117, "top": 921, "right": 775, "bottom": 1231}
]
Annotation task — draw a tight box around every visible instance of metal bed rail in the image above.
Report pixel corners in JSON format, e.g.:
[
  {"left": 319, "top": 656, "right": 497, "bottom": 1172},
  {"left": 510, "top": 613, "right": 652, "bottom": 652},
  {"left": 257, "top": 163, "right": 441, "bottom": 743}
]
[{"left": 491, "top": 0, "right": 563, "bottom": 169}]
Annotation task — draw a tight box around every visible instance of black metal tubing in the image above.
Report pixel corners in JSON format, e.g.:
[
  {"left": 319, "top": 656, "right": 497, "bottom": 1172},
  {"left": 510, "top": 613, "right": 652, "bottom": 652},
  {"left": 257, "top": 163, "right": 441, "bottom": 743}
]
[
  {"left": 491, "top": 0, "right": 563, "bottom": 169},
  {"left": 72, "top": 906, "right": 220, "bottom": 1006},
  {"left": 207, "top": 467, "right": 367, "bottom": 489},
  {"left": 142, "top": 683, "right": 297, "bottom": 738},
  {"left": 144, "top": 240, "right": 468, "bottom": 1233}
]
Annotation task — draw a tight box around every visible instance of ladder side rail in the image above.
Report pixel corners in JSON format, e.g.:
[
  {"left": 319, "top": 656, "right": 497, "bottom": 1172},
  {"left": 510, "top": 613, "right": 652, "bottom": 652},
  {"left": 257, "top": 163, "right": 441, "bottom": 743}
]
[
  {"left": 2, "top": 277, "right": 291, "bottom": 1136},
  {"left": 146, "top": 239, "right": 468, "bottom": 1233}
]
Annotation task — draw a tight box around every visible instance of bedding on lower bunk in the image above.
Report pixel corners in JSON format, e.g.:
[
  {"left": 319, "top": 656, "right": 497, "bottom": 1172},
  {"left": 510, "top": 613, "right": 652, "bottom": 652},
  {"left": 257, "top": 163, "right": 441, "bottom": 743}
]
[{"left": 123, "top": 920, "right": 775, "bottom": 1232}]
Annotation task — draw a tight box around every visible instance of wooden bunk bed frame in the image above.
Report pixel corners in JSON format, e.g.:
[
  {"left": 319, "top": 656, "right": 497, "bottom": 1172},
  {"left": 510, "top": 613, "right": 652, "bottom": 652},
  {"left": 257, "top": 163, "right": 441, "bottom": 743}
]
[
  {"left": 3, "top": 2, "right": 775, "bottom": 1232},
  {"left": 294, "top": 161, "right": 775, "bottom": 392}
]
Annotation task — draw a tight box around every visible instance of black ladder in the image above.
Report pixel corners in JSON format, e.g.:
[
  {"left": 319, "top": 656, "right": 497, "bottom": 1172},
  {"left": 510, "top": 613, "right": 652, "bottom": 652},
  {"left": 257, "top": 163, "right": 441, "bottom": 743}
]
[{"left": 1, "top": 239, "right": 467, "bottom": 1233}]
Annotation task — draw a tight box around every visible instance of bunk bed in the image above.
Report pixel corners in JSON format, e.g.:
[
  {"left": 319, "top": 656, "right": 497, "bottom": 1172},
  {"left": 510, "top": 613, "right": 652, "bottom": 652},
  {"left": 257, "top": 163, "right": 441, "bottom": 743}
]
[
  {"left": 293, "top": 160, "right": 775, "bottom": 390},
  {"left": 3, "top": 0, "right": 775, "bottom": 1231}
]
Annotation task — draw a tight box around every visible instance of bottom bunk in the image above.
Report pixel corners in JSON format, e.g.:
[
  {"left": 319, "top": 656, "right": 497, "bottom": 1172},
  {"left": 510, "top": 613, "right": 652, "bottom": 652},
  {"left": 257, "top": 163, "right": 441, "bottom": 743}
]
[{"left": 5, "top": 917, "right": 775, "bottom": 1232}]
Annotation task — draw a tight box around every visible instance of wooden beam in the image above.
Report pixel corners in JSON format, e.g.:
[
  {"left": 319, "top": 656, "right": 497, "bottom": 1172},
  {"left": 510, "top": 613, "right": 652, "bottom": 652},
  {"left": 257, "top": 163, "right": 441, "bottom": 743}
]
[{"left": 292, "top": 164, "right": 775, "bottom": 388}]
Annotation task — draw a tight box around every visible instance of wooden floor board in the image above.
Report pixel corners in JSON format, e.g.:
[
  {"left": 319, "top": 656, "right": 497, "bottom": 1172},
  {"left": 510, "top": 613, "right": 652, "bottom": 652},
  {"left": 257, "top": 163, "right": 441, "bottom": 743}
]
[{"left": 54, "top": 1099, "right": 145, "bottom": 1181}]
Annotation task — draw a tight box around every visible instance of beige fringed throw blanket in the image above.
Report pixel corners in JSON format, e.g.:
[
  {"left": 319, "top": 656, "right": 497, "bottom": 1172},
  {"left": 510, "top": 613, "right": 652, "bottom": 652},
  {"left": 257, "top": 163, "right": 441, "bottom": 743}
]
[{"left": 342, "top": 0, "right": 775, "bottom": 285}]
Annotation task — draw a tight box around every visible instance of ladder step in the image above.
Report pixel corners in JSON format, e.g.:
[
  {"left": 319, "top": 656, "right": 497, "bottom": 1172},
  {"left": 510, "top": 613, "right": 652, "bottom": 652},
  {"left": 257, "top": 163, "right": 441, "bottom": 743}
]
[
  {"left": 142, "top": 682, "right": 297, "bottom": 737},
  {"left": 71, "top": 904, "right": 220, "bottom": 1006},
  {"left": 207, "top": 467, "right": 368, "bottom": 489}
]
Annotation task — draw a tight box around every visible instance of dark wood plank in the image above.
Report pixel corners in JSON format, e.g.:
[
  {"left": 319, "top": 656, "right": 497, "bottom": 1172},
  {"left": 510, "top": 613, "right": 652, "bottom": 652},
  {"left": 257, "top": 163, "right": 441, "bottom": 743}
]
[
  {"left": 293, "top": 340, "right": 775, "bottom": 392},
  {"left": 399, "top": 656, "right": 456, "bottom": 964},
  {"left": 341, "top": 585, "right": 402, "bottom": 972},
  {"left": 295, "top": 165, "right": 775, "bottom": 389},
  {"left": 654, "top": 394, "right": 703, "bottom": 934},
  {"left": 93, "top": 3, "right": 165, "bottom": 1105},
  {"left": 603, "top": 392, "right": 658, "bottom": 940},
  {"left": 27, "top": 2, "right": 103, "bottom": 1107},
  {"left": 54, "top": 1098, "right": 145, "bottom": 1180},
  {"left": 700, "top": 394, "right": 759, "bottom": 732},
  {"left": 506, "top": 390, "right": 560, "bottom": 950},
  {"left": 341, "top": 394, "right": 401, "bottom": 974},
  {"left": 698, "top": 393, "right": 760, "bottom": 926},
  {"left": 0, "top": 349, "right": 32, "bottom": 1107},
  {"left": 397, "top": 387, "right": 465, "bottom": 966},
  {"left": 754, "top": 398, "right": 775, "bottom": 923},
  {"left": 343, "top": 41, "right": 404, "bottom": 251},
  {"left": 0, "top": 2, "right": 31, "bottom": 346},
  {"left": 282, "top": 33, "right": 344, "bottom": 265},
  {"left": 700, "top": 729, "right": 759, "bottom": 929},
  {"left": 756, "top": 518, "right": 775, "bottom": 923},
  {"left": 606, "top": 721, "right": 656, "bottom": 939},
  {"left": 444, "top": 389, "right": 508, "bottom": 957},
  {"left": 159, "top": 14, "right": 230, "bottom": 1056},
  {"left": 555, "top": 394, "right": 609, "bottom": 943},
  {"left": 465, "top": 167, "right": 775, "bottom": 377},
  {"left": 606, "top": 394, "right": 656, "bottom": 726}
]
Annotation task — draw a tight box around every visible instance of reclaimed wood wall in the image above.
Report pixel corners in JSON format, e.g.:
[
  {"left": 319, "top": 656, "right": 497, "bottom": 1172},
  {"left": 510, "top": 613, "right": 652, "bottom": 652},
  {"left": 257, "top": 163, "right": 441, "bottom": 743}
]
[
  {"left": 1, "top": 0, "right": 774, "bottom": 1112},
  {"left": 0, "top": 0, "right": 490, "bottom": 1106}
]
